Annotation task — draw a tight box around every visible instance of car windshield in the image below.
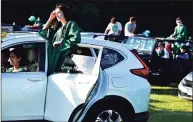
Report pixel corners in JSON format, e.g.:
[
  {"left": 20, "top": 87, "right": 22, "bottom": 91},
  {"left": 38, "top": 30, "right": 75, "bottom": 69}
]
[{"left": 124, "top": 37, "right": 157, "bottom": 55}]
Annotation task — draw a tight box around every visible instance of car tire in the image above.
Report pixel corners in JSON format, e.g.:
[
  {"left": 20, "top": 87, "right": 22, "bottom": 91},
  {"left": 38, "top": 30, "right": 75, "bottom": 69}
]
[{"left": 82, "top": 102, "right": 133, "bottom": 122}]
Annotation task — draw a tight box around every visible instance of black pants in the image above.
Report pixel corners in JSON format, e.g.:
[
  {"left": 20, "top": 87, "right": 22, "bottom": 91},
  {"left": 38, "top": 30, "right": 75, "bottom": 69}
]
[{"left": 105, "top": 34, "right": 121, "bottom": 42}]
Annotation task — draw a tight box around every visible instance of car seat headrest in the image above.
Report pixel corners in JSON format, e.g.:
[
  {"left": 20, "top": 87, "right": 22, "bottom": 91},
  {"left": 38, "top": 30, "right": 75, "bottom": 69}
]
[{"left": 28, "top": 49, "right": 37, "bottom": 63}]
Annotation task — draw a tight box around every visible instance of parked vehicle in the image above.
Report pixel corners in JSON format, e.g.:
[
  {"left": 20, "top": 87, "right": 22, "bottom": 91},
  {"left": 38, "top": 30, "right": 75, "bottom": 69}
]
[
  {"left": 124, "top": 37, "right": 193, "bottom": 85},
  {"left": 21, "top": 25, "right": 42, "bottom": 32},
  {"left": 82, "top": 33, "right": 192, "bottom": 85},
  {"left": 178, "top": 72, "right": 193, "bottom": 100},
  {"left": 1, "top": 23, "right": 21, "bottom": 32},
  {"left": 1, "top": 32, "right": 151, "bottom": 122}
]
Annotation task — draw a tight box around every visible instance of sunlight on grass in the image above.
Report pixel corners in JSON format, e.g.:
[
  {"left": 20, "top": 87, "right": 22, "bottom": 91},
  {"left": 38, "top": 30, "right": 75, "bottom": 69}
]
[{"left": 148, "top": 86, "right": 192, "bottom": 122}]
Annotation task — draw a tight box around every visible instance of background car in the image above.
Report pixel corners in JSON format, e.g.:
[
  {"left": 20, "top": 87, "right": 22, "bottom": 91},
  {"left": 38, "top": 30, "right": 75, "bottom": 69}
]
[
  {"left": 124, "top": 37, "right": 193, "bottom": 85},
  {"left": 2, "top": 31, "right": 151, "bottom": 122},
  {"left": 21, "top": 25, "right": 42, "bottom": 32},
  {"left": 178, "top": 72, "right": 193, "bottom": 100},
  {"left": 2, "top": 23, "right": 21, "bottom": 32}
]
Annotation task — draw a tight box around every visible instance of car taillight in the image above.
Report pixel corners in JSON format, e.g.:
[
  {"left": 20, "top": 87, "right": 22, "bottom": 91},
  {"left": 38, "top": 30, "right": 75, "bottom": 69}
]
[{"left": 130, "top": 50, "right": 149, "bottom": 79}]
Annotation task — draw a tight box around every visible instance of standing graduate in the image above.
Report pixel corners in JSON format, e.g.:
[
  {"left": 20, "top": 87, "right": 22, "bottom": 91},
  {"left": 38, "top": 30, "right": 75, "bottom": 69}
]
[{"left": 38, "top": 3, "right": 81, "bottom": 75}]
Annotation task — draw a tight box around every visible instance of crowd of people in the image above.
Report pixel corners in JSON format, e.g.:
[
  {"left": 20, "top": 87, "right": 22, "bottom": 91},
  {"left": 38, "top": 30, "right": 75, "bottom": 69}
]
[
  {"left": 151, "top": 42, "right": 191, "bottom": 75},
  {"left": 104, "top": 16, "right": 191, "bottom": 75},
  {"left": 104, "top": 16, "right": 189, "bottom": 42}
]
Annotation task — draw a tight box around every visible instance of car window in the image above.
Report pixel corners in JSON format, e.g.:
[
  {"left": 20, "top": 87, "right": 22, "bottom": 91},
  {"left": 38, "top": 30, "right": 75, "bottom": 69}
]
[
  {"left": 56, "top": 46, "right": 98, "bottom": 74},
  {"left": 1, "top": 42, "right": 45, "bottom": 73},
  {"left": 124, "top": 37, "right": 156, "bottom": 55},
  {"left": 100, "top": 48, "right": 124, "bottom": 69}
]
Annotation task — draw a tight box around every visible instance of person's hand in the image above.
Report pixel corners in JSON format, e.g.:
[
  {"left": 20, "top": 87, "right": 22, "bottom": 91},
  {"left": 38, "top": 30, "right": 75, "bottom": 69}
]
[
  {"left": 53, "top": 41, "right": 61, "bottom": 47},
  {"left": 170, "top": 37, "right": 176, "bottom": 40},
  {"left": 49, "top": 10, "right": 56, "bottom": 20},
  {"left": 170, "top": 35, "right": 176, "bottom": 39}
]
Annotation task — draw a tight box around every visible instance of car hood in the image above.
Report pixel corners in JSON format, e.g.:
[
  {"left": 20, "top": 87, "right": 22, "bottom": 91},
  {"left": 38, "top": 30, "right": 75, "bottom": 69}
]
[{"left": 185, "top": 72, "right": 193, "bottom": 81}]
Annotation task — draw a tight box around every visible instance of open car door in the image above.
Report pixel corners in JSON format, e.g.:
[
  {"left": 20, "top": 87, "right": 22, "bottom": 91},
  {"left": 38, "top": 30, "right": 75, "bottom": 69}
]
[{"left": 44, "top": 44, "right": 105, "bottom": 122}]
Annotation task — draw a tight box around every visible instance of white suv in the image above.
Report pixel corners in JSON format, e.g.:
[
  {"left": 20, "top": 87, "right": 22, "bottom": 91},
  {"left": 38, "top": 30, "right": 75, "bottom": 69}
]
[{"left": 1, "top": 32, "right": 151, "bottom": 122}]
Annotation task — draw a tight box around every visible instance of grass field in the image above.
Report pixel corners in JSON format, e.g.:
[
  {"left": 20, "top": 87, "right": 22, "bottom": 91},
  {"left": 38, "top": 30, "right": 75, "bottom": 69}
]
[{"left": 149, "top": 86, "right": 192, "bottom": 122}]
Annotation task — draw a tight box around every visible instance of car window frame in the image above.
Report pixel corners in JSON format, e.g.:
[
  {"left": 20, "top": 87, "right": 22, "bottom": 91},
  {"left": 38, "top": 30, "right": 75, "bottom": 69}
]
[
  {"left": 55, "top": 44, "right": 102, "bottom": 75},
  {"left": 98, "top": 46, "right": 127, "bottom": 70},
  {"left": 1, "top": 41, "right": 46, "bottom": 73}
]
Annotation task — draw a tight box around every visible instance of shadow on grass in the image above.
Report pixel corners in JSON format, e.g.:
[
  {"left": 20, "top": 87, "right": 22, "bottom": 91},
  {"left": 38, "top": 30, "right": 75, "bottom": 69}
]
[
  {"left": 149, "top": 104, "right": 193, "bottom": 122},
  {"left": 150, "top": 98, "right": 168, "bottom": 104},
  {"left": 151, "top": 87, "right": 178, "bottom": 96},
  {"left": 149, "top": 86, "right": 192, "bottom": 122}
]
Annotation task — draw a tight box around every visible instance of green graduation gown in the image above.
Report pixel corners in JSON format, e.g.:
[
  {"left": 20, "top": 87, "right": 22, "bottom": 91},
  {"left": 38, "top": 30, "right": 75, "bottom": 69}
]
[
  {"left": 172, "top": 24, "right": 188, "bottom": 40},
  {"left": 6, "top": 67, "right": 26, "bottom": 72},
  {"left": 38, "top": 21, "right": 81, "bottom": 75}
]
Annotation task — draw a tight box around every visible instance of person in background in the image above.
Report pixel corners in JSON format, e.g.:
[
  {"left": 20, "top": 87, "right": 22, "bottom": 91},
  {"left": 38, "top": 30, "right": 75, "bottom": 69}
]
[
  {"left": 28, "top": 15, "right": 36, "bottom": 26},
  {"left": 155, "top": 42, "right": 170, "bottom": 59},
  {"left": 165, "top": 42, "right": 172, "bottom": 59},
  {"left": 176, "top": 45, "right": 189, "bottom": 60},
  {"left": 170, "top": 17, "right": 188, "bottom": 40},
  {"left": 33, "top": 17, "right": 43, "bottom": 28},
  {"left": 6, "top": 48, "right": 25, "bottom": 72},
  {"left": 124, "top": 16, "right": 136, "bottom": 37},
  {"left": 38, "top": 3, "right": 81, "bottom": 75},
  {"left": 104, "top": 16, "right": 122, "bottom": 41},
  {"left": 151, "top": 42, "right": 169, "bottom": 75}
]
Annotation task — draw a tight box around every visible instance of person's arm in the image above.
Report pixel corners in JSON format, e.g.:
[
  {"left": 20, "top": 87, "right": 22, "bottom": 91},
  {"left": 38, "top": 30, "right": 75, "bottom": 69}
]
[
  {"left": 38, "top": 11, "right": 57, "bottom": 41},
  {"left": 126, "top": 24, "right": 134, "bottom": 36},
  {"left": 176, "top": 26, "right": 188, "bottom": 40},
  {"left": 43, "top": 19, "right": 53, "bottom": 30},
  {"left": 104, "top": 23, "right": 111, "bottom": 35},
  {"left": 43, "top": 10, "right": 56, "bottom": 30},
  {"left": 117, "top": 22, "right": 122, "bottom": 35},
  {"left": 132, "top": 24, "right": 136, "bottom": 34},
  {"left": 171, "top": 26, "right": 177, "bottom": 37}
]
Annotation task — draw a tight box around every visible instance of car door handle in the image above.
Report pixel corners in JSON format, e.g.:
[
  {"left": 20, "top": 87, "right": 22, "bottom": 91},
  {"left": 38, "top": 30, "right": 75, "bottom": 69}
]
[{"left": 27, "top": 77, "right": 44, "bottom": 81}]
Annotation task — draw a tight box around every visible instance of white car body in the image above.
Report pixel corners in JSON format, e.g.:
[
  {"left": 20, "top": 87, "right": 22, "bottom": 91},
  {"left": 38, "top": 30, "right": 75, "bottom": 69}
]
[
  {"left": 178, "top": 72, "right": 193, "bottom": 100},
  {"left": 1, "top": 32, "right": 151, "bottom": 122}
]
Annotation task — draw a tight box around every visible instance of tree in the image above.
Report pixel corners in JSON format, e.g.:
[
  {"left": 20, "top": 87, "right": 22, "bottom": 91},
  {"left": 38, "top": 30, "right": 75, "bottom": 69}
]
[{"left": 78, "top": 3, "right": 100, "bottom": 32}]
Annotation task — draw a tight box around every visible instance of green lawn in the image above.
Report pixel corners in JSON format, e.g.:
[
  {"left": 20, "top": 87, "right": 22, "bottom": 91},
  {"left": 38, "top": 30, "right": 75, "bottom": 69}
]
[{"left": 149, "top": 86, "right": 192, "bottom": 122}]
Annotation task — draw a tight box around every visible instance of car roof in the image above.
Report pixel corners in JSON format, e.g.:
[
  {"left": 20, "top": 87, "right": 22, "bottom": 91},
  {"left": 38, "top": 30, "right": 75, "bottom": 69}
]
[
  {"left": 2, "top": 32, "right": 127, "bottom": 50},
  {"left": 81, "top": 32, "right": 104, "bottom": 37},
  {"left": 2, "top": 31, "right": 38, "bottom": 42},
  {"left": 2, "top": 23, "right": 21, "bottom": 27},
  {"left": 2, "top": 32, "right": 103, "bottom": 42},
  {"left": 126, "top": 36, "right": 193, "bottom": 43}
]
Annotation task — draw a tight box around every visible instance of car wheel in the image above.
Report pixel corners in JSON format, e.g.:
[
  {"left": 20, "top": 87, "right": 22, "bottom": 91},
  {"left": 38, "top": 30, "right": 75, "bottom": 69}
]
[{"left": 82, "top": 102, "right": 133, "bottom": 122}]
